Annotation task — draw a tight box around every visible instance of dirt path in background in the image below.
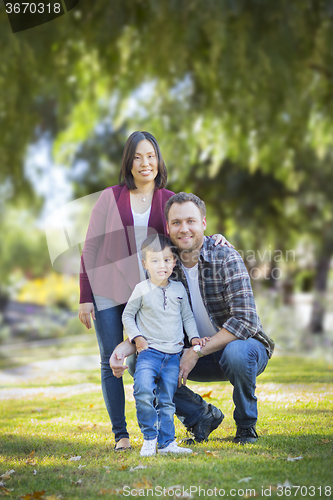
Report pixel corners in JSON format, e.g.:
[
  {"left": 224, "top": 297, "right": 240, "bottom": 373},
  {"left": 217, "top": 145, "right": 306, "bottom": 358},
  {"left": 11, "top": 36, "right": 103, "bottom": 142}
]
[{"left": 0, "top": 354, "right": 102, "bottom": 400}]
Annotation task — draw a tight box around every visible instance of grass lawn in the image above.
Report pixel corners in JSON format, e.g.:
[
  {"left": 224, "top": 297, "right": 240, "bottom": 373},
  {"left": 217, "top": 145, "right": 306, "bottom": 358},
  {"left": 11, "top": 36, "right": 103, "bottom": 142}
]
[{"left": 0, "top": 356, "right": 332, "bottom": 500}]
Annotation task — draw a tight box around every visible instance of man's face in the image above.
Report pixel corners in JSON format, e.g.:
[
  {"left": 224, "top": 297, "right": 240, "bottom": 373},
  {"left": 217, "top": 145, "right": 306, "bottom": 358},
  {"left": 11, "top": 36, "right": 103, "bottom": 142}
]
[{"left": 167, "top": 202, "right": 206, "bottom": 253}]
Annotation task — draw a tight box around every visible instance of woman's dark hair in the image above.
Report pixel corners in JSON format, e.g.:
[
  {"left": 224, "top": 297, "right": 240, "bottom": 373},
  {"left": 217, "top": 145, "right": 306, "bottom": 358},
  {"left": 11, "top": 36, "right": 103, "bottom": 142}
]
[{"left": 119, "top": 131, "right": 167, "bottom": 190}]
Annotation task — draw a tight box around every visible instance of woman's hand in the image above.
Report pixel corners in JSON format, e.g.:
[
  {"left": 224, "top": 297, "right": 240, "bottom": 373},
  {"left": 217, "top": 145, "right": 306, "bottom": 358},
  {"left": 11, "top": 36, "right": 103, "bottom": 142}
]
[
  {"left": 78, "top": 302, "right": 95, "bottom": 329},
  {"left": 211, "top": 234, "right": 234, "bottom": 248}
]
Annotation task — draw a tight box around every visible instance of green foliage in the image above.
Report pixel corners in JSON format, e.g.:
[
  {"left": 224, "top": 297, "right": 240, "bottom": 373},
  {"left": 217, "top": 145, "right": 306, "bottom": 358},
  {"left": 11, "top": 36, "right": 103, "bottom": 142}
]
[
  {"left": 2, "top": 0, "right": 333, "bottom": 196},
  {"left": 0, "top": 208, "right": 51, "bottom": 291}
]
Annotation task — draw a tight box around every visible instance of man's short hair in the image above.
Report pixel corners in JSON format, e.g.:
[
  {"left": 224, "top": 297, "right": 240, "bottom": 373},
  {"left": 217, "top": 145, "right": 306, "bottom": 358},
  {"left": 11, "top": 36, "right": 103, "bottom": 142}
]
[
  {"left": 141, "top": 234, "right": 176, "bottom": 261},
  {"left": 164, "top": 192, "right": 206, "bottom": 221}
]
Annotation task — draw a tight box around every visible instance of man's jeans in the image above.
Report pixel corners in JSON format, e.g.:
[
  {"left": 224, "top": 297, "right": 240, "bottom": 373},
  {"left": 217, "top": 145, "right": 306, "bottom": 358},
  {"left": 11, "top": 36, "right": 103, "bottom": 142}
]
[
  {"left": 134, "top": 348, "right": 181, "bottom": 448},
  {"left": 174, "top": 338, "right": 269, "bottom": 429}
]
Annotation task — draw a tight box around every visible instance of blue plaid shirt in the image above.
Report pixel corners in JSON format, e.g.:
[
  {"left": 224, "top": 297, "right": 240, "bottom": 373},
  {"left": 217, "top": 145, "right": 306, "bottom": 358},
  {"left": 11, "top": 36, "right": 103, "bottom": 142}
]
[{"left": 171, "top": 237, "right": 274, "bottom": 358}]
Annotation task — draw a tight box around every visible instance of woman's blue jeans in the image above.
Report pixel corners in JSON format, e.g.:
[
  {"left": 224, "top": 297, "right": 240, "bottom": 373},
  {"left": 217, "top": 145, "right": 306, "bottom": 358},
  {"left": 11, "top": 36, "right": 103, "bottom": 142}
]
[
  {"left": 174, "top": 338, "right": 269, "bottom": 429},
  {"left": 134, "top": 348, "right": 181, "bottom": 448},
  {"left": 93, "top": 302, "right": 128, "bottom": 442}
]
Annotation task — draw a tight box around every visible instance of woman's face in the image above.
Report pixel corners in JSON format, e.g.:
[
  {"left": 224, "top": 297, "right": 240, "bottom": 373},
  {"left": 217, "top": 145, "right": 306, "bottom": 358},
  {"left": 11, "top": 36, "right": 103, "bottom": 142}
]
[{"left": 131, "top": 139, "right": 158, "bottom": 187}]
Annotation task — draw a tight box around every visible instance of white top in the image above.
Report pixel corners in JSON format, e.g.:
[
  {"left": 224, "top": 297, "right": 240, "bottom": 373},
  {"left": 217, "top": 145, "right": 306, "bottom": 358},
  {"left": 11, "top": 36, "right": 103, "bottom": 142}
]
[
  {"left": 122, "top": 279, "right": 200, "bottom": 354},
  {"left": 181, "top": 263, "right": 216, "bottom": 338},
  {"left": 94, "top": 206, "right": 151, "bottom": 311},
  {"left": 132, "top": 206, "right": 151, "bottom": 281}
]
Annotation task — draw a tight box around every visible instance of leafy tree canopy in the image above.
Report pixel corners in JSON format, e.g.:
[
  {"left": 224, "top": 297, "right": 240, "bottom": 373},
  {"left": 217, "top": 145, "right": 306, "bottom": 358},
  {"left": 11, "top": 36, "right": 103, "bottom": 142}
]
[{"left": 1, "top": 0, "right": 333, "bottom": 200}]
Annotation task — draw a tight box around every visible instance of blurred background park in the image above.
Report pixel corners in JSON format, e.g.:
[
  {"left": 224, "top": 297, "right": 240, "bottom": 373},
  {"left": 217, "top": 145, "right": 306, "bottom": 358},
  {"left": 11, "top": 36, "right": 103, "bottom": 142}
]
[{"left": 1, "top": 0, "right": 333, "bottom": 370}]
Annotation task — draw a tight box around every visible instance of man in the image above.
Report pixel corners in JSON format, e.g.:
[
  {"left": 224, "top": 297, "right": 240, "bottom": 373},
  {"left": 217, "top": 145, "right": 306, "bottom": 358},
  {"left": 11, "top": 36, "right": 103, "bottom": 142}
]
[{"left": 110, "top": 192, "right": 274, "bottom": 444}]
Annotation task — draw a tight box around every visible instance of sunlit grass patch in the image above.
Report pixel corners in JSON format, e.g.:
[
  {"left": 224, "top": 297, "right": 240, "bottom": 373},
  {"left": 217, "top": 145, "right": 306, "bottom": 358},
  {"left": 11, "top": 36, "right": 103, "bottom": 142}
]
[{"left": 1, "top": 357, "right": 332, "bottom": 500}]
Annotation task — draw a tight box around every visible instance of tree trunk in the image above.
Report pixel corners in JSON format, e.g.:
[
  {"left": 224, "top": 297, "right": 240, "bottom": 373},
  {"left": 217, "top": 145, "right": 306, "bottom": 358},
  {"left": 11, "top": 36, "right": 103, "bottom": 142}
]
[{"left": 309, "top": 235, "right": 333, "bottom": 334}]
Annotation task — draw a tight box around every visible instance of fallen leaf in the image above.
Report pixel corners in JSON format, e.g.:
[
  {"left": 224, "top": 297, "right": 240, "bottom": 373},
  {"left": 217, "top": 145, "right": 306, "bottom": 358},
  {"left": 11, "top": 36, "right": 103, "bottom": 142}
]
[
  {"left": 78, "top": 465, "right": 86, "bottom": 469},
  {"left": 0, "top": 487, "right": 13, "bottom": 495},
  {"left": 132, "top": 478, "right": 153, "bottom": 489},
  {"left": 129, "top": 463, "right": 147, "bottom": 471},
  {"left": 20, "top": 491, "right": 46, "bottom": 500},
  {"left": 171, "top": 489, "right": 194, "bottom": 499},
  {"left": 0, "top": 481, "right": 6, "bottom": 488},
  {"left": 0, "top": 470, "right": 15, "bottom": 480},
  {"left": 202, "top": 390, "right": 212, "bottom": 399},
  {"left": 25, "top": 452, "right": 37, "bottom": 466},
  {"left": 45, "top": 496, "right": 63, "bottom": 500},
  {"left": 68, "top": 456, "right": 81, "bottom": 462},
  {"left": 99, "top": 489, "right": 122, "bottom": 495},
  {"left": 320, "top": 439, "right": 331, "bottom": 444},
  {"left": 277, "top": 480, "right": 293, "bottom": 489},
  {"left": 89, "top": 404, "right": 94, "bottom": 408},
  {"left": 238, "top": 477, "right": 252, "bottom": 483},
  {"left": 164, "top": 485, "right": 194, "bottom": 498},
  {"left": 71, "top": 480, "right": 82, "bottom": 486},
  {"left": 287, "top": 456, "right": 303, "bottom": 462},
  {"left": 205, "top": 450, "right": 219, "bottom": 457},
  {"left": 118, "top": 464, "right": 128, "bottom": 470}
]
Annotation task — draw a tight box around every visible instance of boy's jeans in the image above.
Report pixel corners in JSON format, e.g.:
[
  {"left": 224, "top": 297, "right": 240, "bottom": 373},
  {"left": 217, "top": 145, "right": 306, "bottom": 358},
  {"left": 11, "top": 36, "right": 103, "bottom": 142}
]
[{"left": 134, "top": 348, "right": 181, "bottom": 448}]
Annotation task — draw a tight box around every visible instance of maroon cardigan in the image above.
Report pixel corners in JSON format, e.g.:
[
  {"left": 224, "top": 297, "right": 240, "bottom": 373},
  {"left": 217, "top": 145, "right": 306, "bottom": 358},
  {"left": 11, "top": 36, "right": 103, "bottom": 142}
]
[{"left": 80, "top": 184, "right": 174, "bottom": 304}]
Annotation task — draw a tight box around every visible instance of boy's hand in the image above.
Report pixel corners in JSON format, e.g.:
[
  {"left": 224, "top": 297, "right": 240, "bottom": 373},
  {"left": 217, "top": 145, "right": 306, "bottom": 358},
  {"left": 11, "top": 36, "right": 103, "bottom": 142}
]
[
  {"left": 134, "top": 336, "right": 149, "bottom": 353},
  {"left": 191, "top": 337, "right": 211, "bottom": 347}
]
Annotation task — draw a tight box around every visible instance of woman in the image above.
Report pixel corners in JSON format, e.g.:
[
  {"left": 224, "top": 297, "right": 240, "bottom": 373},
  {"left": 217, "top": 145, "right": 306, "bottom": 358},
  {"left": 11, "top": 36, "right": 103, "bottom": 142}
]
[{"left": 78, "top": 131, "right": 228, "bottom": 451}]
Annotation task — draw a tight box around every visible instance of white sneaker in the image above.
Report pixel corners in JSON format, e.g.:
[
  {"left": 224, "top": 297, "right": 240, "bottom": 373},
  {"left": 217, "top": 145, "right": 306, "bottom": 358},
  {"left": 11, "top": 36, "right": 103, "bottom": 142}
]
[
  {"left": 140, "top": 437, "right": 157, "bottom": 457},
  {"left": 158, "top": 440, "right": 192, "bottom": 454}
]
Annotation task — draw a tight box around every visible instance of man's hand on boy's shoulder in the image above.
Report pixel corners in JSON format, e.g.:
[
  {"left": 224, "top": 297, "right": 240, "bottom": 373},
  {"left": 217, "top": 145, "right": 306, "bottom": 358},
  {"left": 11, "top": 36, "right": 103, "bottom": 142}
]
[{"left": 134, "top": 336, "right": 149, "bottom": 353}]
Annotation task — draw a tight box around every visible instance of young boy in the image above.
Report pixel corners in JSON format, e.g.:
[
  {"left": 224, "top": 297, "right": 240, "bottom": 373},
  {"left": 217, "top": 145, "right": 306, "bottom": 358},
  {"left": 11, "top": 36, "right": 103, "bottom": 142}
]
[{"left": 122, "top": 234, "right": 208, "bottom": 457}]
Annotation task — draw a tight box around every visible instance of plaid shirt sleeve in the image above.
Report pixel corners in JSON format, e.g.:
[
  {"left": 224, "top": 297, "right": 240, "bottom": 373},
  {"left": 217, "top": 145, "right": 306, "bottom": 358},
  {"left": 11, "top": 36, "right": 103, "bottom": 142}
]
[{"left": 219, "top": 252, "right": 261, "bottom": 340}]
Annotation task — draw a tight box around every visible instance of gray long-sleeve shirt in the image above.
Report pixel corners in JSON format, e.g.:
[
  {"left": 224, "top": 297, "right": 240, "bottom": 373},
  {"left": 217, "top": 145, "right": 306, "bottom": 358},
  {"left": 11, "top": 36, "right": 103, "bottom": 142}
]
[{"left": 122, "top": 279, "right": 200, "bottom": 354}]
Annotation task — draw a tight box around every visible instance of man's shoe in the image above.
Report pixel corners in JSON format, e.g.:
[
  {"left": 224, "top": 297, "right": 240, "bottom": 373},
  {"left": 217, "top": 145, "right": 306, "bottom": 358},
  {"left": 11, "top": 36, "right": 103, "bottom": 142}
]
[
  {"left": 158, "top": 440, "right": 192, "bottom": 454},
  {"left": 140, "top": 437, "right": 157, "bottom": 456},
  {"left": 184, "top": 404, "right": 224, "bottom": 444},
  {"left": 233, "top": 426, "right": 258, "bottom": 444}
]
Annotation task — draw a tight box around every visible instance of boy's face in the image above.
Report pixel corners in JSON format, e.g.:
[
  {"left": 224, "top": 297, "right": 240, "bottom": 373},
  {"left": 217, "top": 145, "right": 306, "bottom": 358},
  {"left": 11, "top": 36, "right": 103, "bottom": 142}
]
[{"left": 142, "top": 247, "right": 176, "bottom": 286}]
